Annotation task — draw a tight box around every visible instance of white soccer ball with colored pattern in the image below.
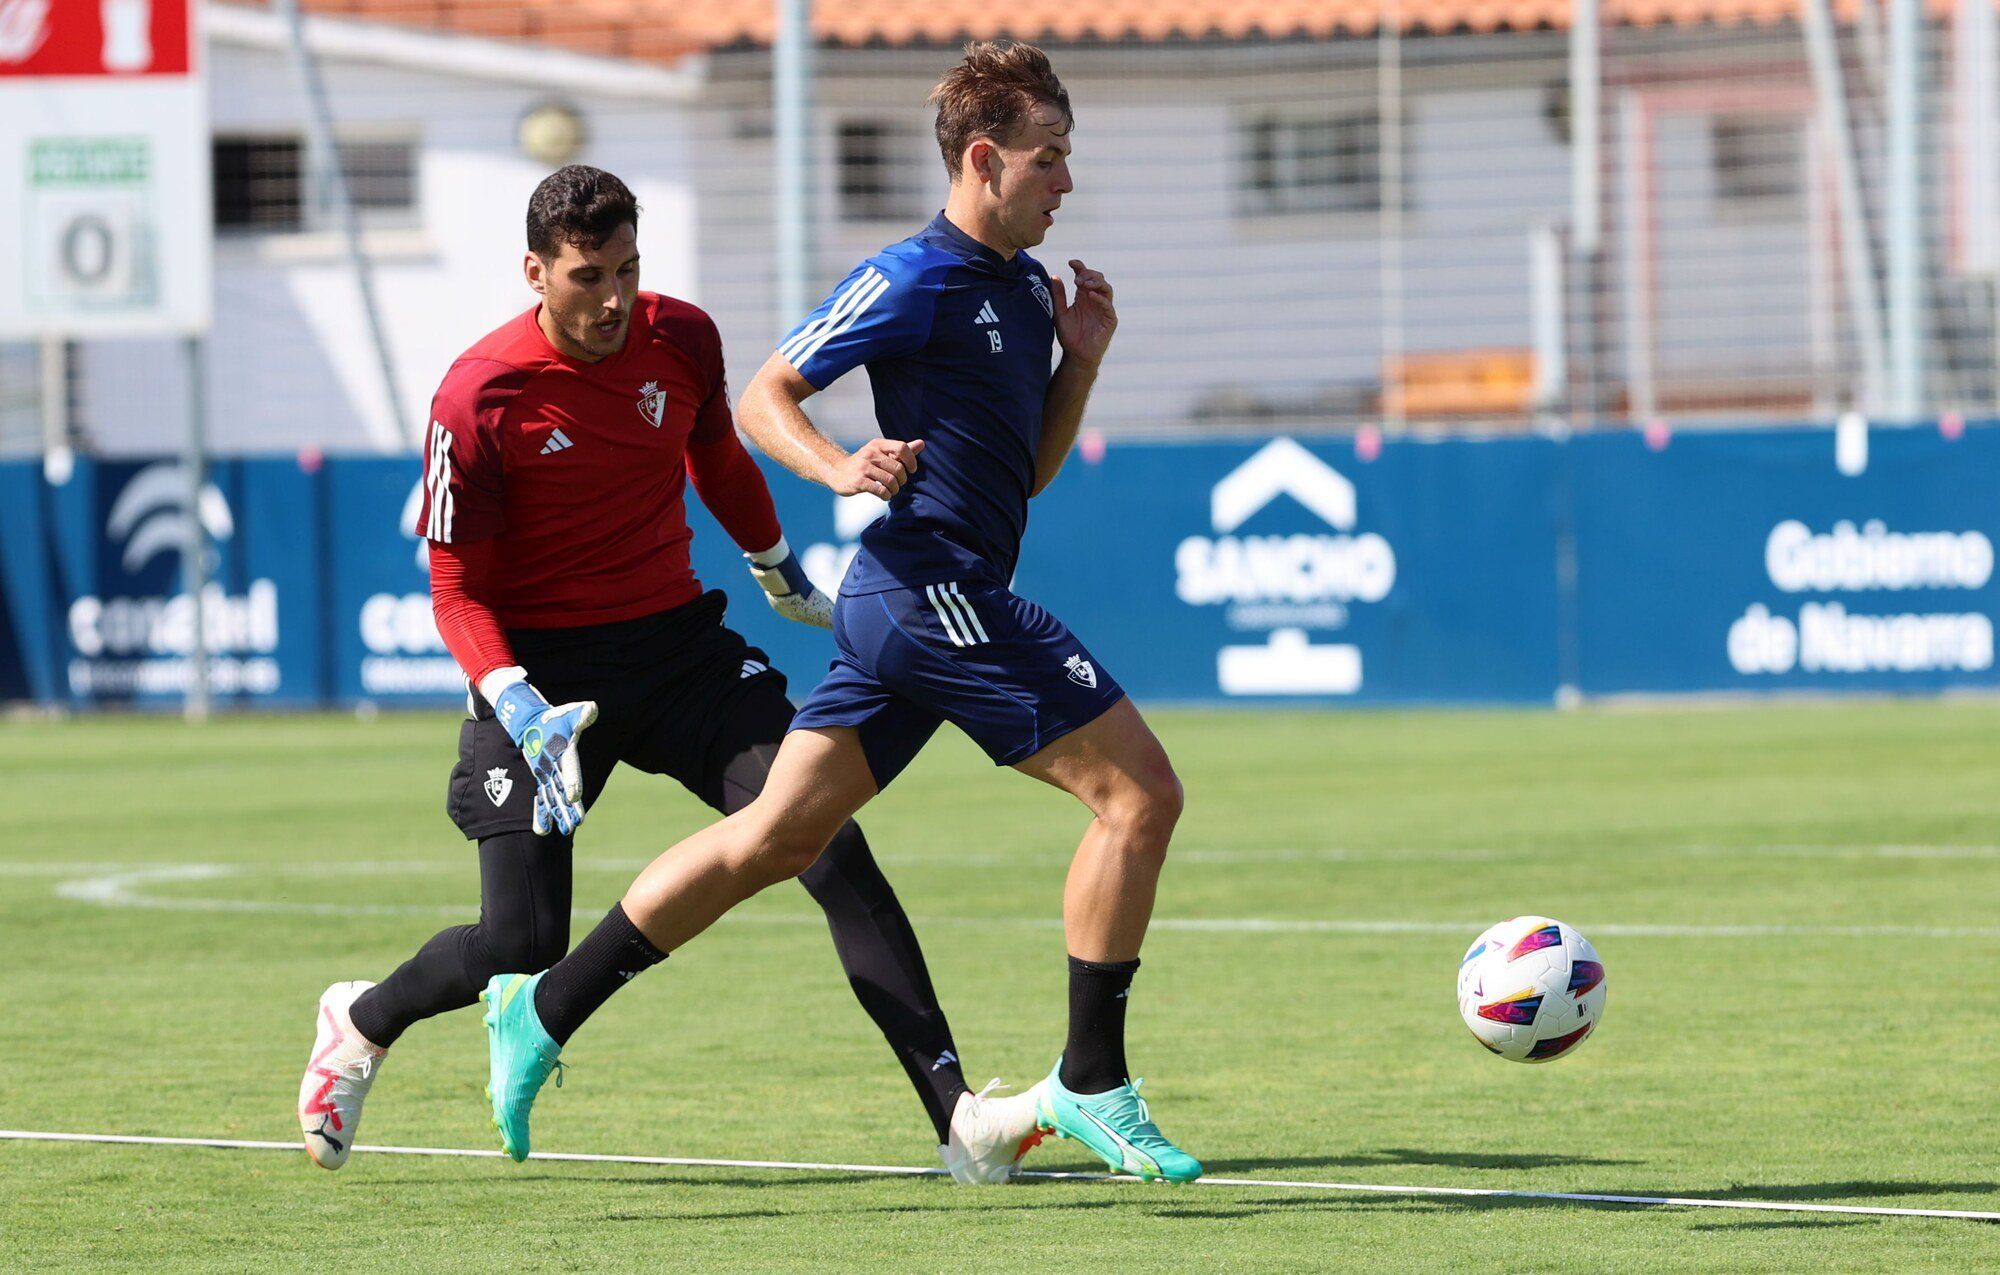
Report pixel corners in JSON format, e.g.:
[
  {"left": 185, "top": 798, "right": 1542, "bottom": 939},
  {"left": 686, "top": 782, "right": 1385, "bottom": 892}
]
[{"left": 1456, "top": 916, "right": 1606, "bottom": 1063}]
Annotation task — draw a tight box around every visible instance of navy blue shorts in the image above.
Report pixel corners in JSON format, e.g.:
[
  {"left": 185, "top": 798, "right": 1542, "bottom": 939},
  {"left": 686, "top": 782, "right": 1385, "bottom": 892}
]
[{"left": 790, "top": 578, "right": 1126, "bottom": 789}]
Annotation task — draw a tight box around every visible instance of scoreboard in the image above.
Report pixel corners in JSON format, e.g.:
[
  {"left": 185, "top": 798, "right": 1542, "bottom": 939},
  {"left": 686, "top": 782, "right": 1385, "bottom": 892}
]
[{"left": 0, "top": 0, "right": 210, "bottom": 338}]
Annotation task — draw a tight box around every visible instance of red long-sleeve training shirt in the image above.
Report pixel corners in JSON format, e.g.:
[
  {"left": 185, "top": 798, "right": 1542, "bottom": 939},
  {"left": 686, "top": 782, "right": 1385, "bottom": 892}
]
[{"left": 414, "top": 294, "right": 783, "bottom": 684}]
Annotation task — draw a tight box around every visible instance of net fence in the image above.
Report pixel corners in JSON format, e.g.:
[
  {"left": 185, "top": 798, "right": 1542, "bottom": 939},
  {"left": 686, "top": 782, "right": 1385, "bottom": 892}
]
[{"left": 2, "top": 0, "right": 1995, "bottom": 455}]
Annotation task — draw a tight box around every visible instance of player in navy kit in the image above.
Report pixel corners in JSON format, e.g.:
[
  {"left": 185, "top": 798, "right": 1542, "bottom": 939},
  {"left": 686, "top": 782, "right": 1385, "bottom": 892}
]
[
  {"left": 298, "top": 165, "right": 1044, "bottom": 1185},
  {"left": 486, "top": 44, "right": 1201, "bottom": 1182}
]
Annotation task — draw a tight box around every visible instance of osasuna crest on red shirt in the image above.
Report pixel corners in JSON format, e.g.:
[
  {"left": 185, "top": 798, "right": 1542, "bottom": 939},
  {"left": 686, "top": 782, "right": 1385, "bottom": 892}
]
[{"left": 636, "top": 380, "right": 666, "bottom": 428}]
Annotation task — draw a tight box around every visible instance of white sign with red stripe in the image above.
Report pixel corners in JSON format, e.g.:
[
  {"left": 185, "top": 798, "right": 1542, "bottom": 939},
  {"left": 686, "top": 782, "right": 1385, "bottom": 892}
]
[{"left": 0, "top": 0, "right": 210, "bottom": 338}]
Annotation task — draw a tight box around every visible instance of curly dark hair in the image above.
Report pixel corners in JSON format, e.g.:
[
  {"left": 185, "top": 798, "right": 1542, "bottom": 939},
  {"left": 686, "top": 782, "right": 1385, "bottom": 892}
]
[
  {"left": 525, "top": 165, "right": 640, "bottom": 258},
  {"left": 928, "top": 41, "right": 1072, "bottom": 180}
]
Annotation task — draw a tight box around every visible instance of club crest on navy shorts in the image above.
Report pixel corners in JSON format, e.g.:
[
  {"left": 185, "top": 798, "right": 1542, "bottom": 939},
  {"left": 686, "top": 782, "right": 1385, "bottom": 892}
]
[{"left": 792, "top": 578, "right": 1125, "bottom": 789}]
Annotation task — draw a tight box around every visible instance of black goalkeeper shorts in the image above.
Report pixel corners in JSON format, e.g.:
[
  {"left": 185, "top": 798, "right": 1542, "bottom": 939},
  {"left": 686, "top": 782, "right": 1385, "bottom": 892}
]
[{"left": 446, "top": 589, "right": 792, "bottom": 840}]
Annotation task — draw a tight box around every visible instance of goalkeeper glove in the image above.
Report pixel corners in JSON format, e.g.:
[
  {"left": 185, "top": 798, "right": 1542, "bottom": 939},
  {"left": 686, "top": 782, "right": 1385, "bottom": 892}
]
[
  {"left": 746, "top": 535, "right": 833, "bottom": 629},
  {"left": 490, "top": 677, "right": 598, "bottom": 836}
]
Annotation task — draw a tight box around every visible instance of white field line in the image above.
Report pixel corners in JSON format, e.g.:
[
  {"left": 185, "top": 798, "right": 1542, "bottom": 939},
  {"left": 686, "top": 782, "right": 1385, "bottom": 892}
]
[
  {"left": 46, "top": 864, "right": 2000, "bottom": 941},
  {"left": 2, "top": 1130, "right": 1995, "bottom": 1224}
]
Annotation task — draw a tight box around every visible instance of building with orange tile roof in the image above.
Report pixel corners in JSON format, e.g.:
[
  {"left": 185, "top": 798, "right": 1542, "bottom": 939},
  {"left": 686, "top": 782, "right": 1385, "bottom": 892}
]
[{"left": 57, "top": 0, "right": 2000, "bottom": 453}]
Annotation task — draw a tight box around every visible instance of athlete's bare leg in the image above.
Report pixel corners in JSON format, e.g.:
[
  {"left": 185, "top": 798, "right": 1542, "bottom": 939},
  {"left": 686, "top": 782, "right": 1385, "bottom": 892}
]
[
  {"left": 618, "top": 726, "right": 878, "bottom": 952},
  {"left": 1011, "top": 697, "right": 1182, "bottom": 962}
]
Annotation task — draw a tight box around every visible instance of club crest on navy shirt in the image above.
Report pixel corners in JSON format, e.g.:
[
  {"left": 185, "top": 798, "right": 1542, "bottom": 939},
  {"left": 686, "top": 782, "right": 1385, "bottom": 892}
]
[{"left": 1031, "top": 277, "right": 1054, "bottom": 318}]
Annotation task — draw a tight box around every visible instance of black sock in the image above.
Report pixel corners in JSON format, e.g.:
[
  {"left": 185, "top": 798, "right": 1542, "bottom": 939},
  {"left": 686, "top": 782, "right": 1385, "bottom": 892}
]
[
  {"left": 350, "top": 927, "right": 480, "bottom": 1048},
  {"left": 532, "top": 903, "right": 666, "bottom": 1046},
  {"left": 350, "top": 831, "right": 574, "bottom": 1048},
  {"left": 1060, "top": 955, "right": 1140, "bottom": 1094},
  {"left": 895, "top": 1045, "right": 971, "bottom": 1146}
]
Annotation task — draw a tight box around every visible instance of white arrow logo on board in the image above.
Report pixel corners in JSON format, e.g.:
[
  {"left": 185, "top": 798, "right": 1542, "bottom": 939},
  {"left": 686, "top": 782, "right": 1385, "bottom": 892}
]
[
  {"left": 1207, "top": 438, "right": 1367, "bottom": 696},
  {"left": 1210, "top": 436, "right": 1356, "bottom": 533}
]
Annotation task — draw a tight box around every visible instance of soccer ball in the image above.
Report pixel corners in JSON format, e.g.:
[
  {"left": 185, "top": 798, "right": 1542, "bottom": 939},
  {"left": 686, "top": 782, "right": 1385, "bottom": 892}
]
[{"left": 1456, "top": 916, "right": 1606, "bottom": 1063}]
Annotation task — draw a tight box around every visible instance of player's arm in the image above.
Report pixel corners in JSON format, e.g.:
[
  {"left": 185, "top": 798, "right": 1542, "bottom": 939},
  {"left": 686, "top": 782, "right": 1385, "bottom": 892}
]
[
  {"left": 737, "top": 354, "right": 924, "bottom": 500},
  {"left": 737, "top": 258, "right": 935, "bottom": 500},
  {"left": 1032, "top": 259, "right": 1117, "bottom": 498},
  {"left": 682, "top": 319, "right": 833, "bottom": 628},
  {"left": 430, "top": 544, "right": 597, "bottom": 837},
  {"left": 417, "top": 391, "right": 596, "bottom": 836}
]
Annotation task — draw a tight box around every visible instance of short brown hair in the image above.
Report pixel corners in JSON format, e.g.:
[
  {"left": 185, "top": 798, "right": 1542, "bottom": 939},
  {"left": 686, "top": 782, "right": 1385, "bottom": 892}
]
[
  {"left": 928, "top": 41, "right": 1072, "bottom": 180},
  {"left": 526, "top": 165, "right": 639, "bottom": 259}
]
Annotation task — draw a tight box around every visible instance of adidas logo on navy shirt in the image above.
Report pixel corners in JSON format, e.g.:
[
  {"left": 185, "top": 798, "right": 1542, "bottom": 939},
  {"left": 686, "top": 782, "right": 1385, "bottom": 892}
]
[
  {"left": 539, "top": 429, "right": 574, "bottom": 456},
  {"left": 974, "top": 300, "right": 999, "bottom": 325}
]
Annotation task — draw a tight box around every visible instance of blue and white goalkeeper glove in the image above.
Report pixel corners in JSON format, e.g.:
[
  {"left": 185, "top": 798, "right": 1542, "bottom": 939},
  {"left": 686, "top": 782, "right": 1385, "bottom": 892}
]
[
  {"left": 490, "top": 677, "right": 598, "bottom": 836},
  {"left": 746, "top": 535, "right": 833, "bottom": 629}
]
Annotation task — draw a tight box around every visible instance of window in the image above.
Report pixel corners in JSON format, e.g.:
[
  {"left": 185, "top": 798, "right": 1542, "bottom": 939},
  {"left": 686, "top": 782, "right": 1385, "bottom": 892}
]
[
  {"left": 1240, "top": 110, "right": 1382, "bottom": 216},
  {"left": 213, "top": 137, "right": 305, "bottom": 232},
  {"left": 212, "top": 134, "right": 418, "bottom": 234},
  {"left": 838, "top": 120, "right": 927, "bottom": 222},
  {"left": 337, "top": 139, "right": 418, "bottom": 212},
  {"left": 1712, "top": 115, "right": 1802, "bottom": 208}
]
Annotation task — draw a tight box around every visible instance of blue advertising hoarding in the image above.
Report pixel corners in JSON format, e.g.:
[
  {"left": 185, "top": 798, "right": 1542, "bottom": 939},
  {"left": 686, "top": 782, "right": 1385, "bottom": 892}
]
[
  {"left": 2, "top": 457, "right": 323, "bottom": 706},
  {"left": 681, "top": 434, "right": 1562, "bottom": 706},
  {"left": 2, "top": 421, "right": 1996, "bottom": 709},
  {"left": 321, "top": 457, "right": 459, "bottom": 703},
  {"left": 1571, "top": 425, "right": 2000, "bottom": 695}
]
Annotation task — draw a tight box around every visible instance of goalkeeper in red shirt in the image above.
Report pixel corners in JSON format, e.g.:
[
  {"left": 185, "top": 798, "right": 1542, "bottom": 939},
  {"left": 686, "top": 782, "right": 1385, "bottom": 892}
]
[{"left": 297, "top": 167, "right": 1040, "bottom": 1184}]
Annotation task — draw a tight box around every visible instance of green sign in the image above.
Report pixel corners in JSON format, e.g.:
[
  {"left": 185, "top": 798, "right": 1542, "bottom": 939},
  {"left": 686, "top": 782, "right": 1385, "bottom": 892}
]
[{"left": 30, "top": 138, "right": 151, "bottom": 187}]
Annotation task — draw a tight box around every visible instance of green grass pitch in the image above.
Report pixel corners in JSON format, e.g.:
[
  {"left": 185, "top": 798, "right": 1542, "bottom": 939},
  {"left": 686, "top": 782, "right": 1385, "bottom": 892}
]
[{"left": 8, "top": 702, "right": 2000, "bottom": 1270}]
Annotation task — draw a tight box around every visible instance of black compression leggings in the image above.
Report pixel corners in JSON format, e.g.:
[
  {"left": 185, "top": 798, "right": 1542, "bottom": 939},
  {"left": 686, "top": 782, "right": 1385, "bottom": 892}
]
[{"left": 348, "top": 697, "right": 968, "bottom": 1140}]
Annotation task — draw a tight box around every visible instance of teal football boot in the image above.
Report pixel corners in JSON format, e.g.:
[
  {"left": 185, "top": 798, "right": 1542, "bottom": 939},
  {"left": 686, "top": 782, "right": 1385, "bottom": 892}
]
[
  {"left": 1034, "top": 1059, "right": 1203, "bottom": 1183},
  {"left": 480, "top": 972, "right": 564, "bottom": 1162}
]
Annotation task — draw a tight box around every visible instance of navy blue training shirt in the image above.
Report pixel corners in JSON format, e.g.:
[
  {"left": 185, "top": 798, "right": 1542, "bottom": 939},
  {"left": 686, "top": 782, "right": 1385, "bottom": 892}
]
[{"left": 777, "top": 212, "right": 1056, "bottom": 595}]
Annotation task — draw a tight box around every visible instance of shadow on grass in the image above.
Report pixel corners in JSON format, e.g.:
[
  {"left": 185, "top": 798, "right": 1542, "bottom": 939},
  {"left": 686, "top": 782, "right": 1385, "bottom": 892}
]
[
  {"left": 369, "top": 1167, "right": 2000, "bottom": 1224},
  {"left": 364, "top": 1171, "right": 922, "bottom": 1191},
  {"left": 1688, "top": 1218, "right": 1877, "bottom": 1232},
  {"left": 1194, "top": 1147, "right": 1641, "bottom": 1174},
  {"left": 1670, "top": 1181, "right": 2000, "bottom": 1203},
  {"left": 961, "top": 1194, "right": 1972, "bottom": 1224},
  {"left": 604, "top": 1208, "right": 788, "bottom": 1223}
]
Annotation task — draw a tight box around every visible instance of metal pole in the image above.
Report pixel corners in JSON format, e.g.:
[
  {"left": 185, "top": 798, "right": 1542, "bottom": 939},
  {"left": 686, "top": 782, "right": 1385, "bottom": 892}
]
[
  {"left": 1529, "top": 220, "right": 1568, "bottom": 420},
  {"left": 1807, "top": 132, "right": 1840, "bottom": 417},
  {"left": 1569, "top": 0, "right": 1602, "bottom": 425},
  {"left": 1378, "top": 0, "right": 1405, "bottom": 435},
  {"left": 182, "top": 337, "right": 211, "bottom": 723},
  {"left": 1802, "top": 0, "right": 1891, "bottom": 414},
  {"left": 1956, "top": 0, "right": 1999, "bottom": 409},
  {"left": 1571, "top": 0, "right": 1601, "bottom": 258},
  {"left": 38, "top": 338, "right": 67, "bottom": 457},
  {"left": 1885, "top": 0, "right": 1926, "bottom": 420},
  {"left": 1969, "top": 0, "right": 2000, "bottom": 275},
  {"left": 774, "top": 0, "right": 815, "bottom": 336},
  {"left": 1617, "top": 92, "right": 1656, "bottom": 424},
  {"left": 271, "top": 0, "right": 413, "bottom": 449}
]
